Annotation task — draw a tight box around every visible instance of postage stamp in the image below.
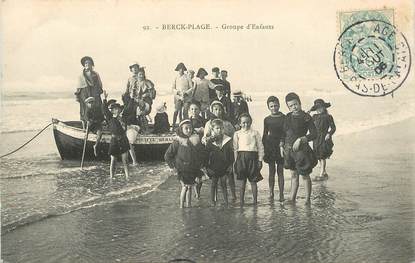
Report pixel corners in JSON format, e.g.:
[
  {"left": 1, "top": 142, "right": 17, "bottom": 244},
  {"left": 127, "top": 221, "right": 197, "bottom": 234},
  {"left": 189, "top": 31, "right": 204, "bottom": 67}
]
[{"left": 334, "top": 9, "right": 411, "bottom": 97}]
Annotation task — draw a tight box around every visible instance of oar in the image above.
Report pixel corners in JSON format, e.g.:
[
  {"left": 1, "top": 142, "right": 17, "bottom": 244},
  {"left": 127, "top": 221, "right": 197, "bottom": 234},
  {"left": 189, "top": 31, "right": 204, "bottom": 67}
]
[{"left": 80, "top": 122, "right": 90, "bottom": 169}]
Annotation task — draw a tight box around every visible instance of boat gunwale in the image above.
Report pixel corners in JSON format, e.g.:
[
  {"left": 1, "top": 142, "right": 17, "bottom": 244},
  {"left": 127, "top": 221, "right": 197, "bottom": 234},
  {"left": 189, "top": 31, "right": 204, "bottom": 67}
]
[{"left": 53, "top": 119, "right": 176, "bottom": 145}]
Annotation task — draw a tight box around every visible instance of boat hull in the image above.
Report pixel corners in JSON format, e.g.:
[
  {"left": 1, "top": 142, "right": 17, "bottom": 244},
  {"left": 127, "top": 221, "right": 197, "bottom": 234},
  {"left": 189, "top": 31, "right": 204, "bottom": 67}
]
[{"left": 53, "top": 120, "right": 175, "bottom": 161}]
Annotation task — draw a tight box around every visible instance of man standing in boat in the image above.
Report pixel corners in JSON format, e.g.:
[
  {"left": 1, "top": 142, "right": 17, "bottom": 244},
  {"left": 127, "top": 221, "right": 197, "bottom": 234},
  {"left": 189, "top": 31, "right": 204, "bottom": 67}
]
[
  {"left": 172, "top": 62, "right": 193, "bottom": 128},
  {"left": 220, "top": 69, "right": 231, "bottom": 99},
  {"left": 74, "top": 56, "right": 104, "bottom": 130}
]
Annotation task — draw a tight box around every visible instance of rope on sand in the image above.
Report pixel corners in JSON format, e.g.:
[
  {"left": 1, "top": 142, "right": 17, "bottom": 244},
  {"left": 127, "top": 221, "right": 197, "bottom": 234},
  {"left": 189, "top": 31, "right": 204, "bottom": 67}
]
[{"left": 0, "top": 122, "right": 53, "bottom": 159}]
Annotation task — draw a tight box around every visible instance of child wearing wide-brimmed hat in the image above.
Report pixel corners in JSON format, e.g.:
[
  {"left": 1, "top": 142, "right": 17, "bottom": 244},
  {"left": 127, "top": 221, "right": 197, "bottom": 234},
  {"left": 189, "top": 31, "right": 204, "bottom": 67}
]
[
  {"left": 102, "top": 91, "right": 130, "bottom": 180},
  {"left": 309, "top": 99, "right": 336, "bottom": 180},
  {"left": 283, "top": 92, "right": 317, "bottom": 205},
  {"left": 233, "top": 113, "right": 264, "bottom": 207},
  {"left": 262, "top": 96, "right": 285, "bottom": 201},
  {"left": 75, "top": 56, "right": 104, "bottom": 130},
  {"left": 164, "top": 120, "right": 207, "bottom": 208}
]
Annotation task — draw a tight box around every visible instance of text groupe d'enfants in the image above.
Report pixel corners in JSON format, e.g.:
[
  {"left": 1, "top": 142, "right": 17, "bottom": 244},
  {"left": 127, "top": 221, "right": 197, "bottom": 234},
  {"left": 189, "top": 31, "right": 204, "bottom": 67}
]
[{"left": 161, "top": 24, "right": 274, "bottom": 30}]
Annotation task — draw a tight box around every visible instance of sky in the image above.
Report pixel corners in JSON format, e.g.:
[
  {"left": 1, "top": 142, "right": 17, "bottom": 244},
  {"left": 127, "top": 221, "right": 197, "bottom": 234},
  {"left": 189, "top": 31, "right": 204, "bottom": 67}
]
[{"left": 1, "top": 0, "right": 414, "bottom": 99}]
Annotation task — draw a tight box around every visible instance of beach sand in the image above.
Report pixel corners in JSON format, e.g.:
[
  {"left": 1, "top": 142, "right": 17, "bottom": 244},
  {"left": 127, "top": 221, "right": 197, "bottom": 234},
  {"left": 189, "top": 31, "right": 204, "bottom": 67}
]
[{"left": 1, "top": 117, "right": 414, "bottom": 263}]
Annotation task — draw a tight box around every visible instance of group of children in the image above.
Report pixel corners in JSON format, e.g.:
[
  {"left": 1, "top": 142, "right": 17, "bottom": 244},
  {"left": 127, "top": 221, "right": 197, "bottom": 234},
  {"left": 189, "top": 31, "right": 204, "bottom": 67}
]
[
  {"left": 165, "top": 92, "right": 336, "bottom": 208},
  {"left": 75, "top": 56, "right": 336, "bottom": 205},
  {"left": 76, "top": 56, "right": 159, "bottom": 177},
  {"left": 171, "top": 63, "right": 250, "bottom": 128}
]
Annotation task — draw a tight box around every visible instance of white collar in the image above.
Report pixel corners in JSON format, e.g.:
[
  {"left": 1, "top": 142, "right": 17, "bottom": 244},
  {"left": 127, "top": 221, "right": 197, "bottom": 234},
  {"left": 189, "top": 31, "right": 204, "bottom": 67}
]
[{"left": 212, "top": 135, "right": 231, "bottom": 148}]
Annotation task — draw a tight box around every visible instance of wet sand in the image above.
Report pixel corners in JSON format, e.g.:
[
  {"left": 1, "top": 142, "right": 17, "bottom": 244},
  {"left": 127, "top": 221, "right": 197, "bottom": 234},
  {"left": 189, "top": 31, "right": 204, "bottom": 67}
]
[{"left": 2, "top": 117, "right": 414, "bottom": 263}]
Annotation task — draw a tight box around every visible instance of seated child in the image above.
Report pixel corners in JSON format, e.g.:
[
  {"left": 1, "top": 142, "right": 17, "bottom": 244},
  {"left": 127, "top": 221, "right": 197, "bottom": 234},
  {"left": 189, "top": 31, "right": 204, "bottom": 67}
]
[
  {"left": 283, "top": 92, "right": 317, "bottom": 205},
  {"left": 136, "top": 99, "right": 151, "bottom": 133},
  {"left": 206, "top": 119, "right": 234, "bottom": 206},
  {"left": 84, "top": 97, "right": 104, "bottom": 157},
  {"left": 102, "top": 91, "right": 130, "bottom": 179},
  {"left": 153, "top": 102, "right": 170, "bottom": 134},
  {"left": 262, "top": 96, "right": 285, "bottom": 201},
  {"left": 164, "top": 120, "right": 206, "bottom": 208},
  {"left": 233, "top": 113, "right": 264, "bottom": 207},
  {"left": 309, "top": 99, "right": 336, "bottom": 180}
]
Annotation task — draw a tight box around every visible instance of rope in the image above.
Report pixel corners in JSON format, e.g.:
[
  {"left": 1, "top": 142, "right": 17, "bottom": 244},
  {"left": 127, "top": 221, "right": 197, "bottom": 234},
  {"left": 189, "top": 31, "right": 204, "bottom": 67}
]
[{"left": 0, "top": 122, "right": 53, "bottom": 159}]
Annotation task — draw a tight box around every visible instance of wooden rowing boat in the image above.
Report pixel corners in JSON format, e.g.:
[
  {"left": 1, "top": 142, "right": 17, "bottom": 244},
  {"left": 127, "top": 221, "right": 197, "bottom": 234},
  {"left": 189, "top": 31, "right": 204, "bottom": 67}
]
[{"left": 52, "top": 119, "right": 175, "bottom": 161}]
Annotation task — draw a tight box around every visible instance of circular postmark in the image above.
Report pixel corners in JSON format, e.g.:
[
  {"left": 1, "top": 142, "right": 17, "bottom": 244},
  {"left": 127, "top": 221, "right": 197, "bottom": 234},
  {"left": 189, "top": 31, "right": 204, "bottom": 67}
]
[{"left": 334, "top": 19, "right": 411, "bottom": 97}]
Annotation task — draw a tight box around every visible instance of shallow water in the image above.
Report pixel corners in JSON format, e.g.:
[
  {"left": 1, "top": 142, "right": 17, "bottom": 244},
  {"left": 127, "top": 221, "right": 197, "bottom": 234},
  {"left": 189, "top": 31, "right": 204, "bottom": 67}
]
[{"left": 1, "top": 95, "right": 414, "bottom": 262}]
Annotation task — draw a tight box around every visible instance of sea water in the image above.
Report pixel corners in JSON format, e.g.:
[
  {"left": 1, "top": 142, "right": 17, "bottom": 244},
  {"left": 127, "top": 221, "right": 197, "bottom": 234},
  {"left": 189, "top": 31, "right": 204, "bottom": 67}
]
[{"left": 1, "top": 90, "right": 414, "bottom": 262}]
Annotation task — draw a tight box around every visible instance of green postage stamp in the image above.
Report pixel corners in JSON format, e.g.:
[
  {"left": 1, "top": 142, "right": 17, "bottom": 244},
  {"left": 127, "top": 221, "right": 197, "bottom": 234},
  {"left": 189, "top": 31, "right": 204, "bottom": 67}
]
[{"left": 334, "top": 9, "right": 411, "bottom": 97}]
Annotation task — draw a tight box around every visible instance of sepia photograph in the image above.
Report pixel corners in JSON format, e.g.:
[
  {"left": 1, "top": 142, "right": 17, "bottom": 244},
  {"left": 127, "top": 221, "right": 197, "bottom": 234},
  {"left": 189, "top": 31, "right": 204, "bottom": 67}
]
[{"left": 1, "top": 1, "right": 414, "bottom": 262}]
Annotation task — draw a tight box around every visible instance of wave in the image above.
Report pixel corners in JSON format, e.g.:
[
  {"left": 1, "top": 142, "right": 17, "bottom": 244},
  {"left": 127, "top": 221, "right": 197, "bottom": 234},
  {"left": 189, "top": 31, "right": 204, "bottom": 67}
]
[
  {"left": 0, "top": 165, "right": 99, "bottom": 179},
  {"left": 1, "top": 174, "right": 170, "bottom": 234},
  {"left": 335, "top": 110, "right": 415, "bottom": 136}
]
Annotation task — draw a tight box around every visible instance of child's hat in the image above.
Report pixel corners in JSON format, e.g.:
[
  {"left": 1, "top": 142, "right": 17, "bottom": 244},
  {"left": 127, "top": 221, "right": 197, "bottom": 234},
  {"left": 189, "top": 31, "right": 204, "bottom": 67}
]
[
  {"left": 109, "top": 102, "right": 122, "bottom": 110},
  {"left": 209, "top": 100, "right": 224, "bottom": 112},
  {"left": 107, "top": 99, "right": 117, "bottom": 106},
  {"left": 196, "top": 68, "right": 208, "bottom": 78},
  {"left": 156, "top": 102, "right": 167, "bottom": 113},
  {"left": 84, "top": 97, "right": 95, "bottom": 103},
  {"left": 178, "top": 119, "right": 191, "bottom": 128},
  {"left": 310, "top": 99, "right": 331, "bottom": 111},
  {"left": 214, "top": 84, "right": 225, "bottom": 91},
  {"left": 233, "top": 90, "right": 243, "bottom": 97},
  {"left": 175, "top": 62, "right": 187, "bottom": 71},
  {"left": 129, "top": 62, "right": 140, "bottom": 70},
  {"left": 81, "top": 56, "right": 94, "bottom": 66}
]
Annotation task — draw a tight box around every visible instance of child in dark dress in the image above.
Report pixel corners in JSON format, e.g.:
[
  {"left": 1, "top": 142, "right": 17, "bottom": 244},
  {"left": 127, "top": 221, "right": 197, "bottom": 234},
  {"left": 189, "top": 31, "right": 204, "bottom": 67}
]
[
  {"left": 164, "top": 120, "right": 206, "bottom": 208},
  {"left": 206, "top": 119, "right": 234, "bottom": 206},
  {"left": 102, "top": 91, "right": 130, "bottom": 179},
  {"left": 153, "top": 102, "right": 170, "bottom": 134},
  {"left": 262, "top": 96, "right": 285, "bottom": 201},
  {"left": 233, "top": 113, "right": 264, "bottom": 207},
  {"left": 84, "top": 97, "right": 104, "bottom": 157},
  {"left": 283, "top": 92, "right": 317, "bottom": 205},
  {"left": 309, "top": 99, "right": 336, "bottom": 180}
]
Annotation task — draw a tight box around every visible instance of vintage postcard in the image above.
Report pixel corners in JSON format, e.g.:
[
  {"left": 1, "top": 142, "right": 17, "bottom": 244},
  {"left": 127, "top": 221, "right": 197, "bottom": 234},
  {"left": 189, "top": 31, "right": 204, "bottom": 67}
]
[{"left": 1, "top": 1, "right": 414, "bottom": 262}]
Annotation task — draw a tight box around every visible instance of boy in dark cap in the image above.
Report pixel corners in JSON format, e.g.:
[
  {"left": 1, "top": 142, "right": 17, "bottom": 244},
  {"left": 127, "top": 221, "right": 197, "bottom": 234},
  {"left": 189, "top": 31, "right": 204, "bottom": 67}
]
[
  {"left": 230, "top": 90, "right": 249, "bottom": 127},
  {"left": 210, "top": 67, "right": 225, "bottom": 103},
  {"left": 283, "top": 92, "right": 317, "bottom": 205},
  {"left": 214, "top": 84, "right": 232, "bottom": 120},
  {"left": 220, "top": 70, "right": 231, "bottom": 99}
]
